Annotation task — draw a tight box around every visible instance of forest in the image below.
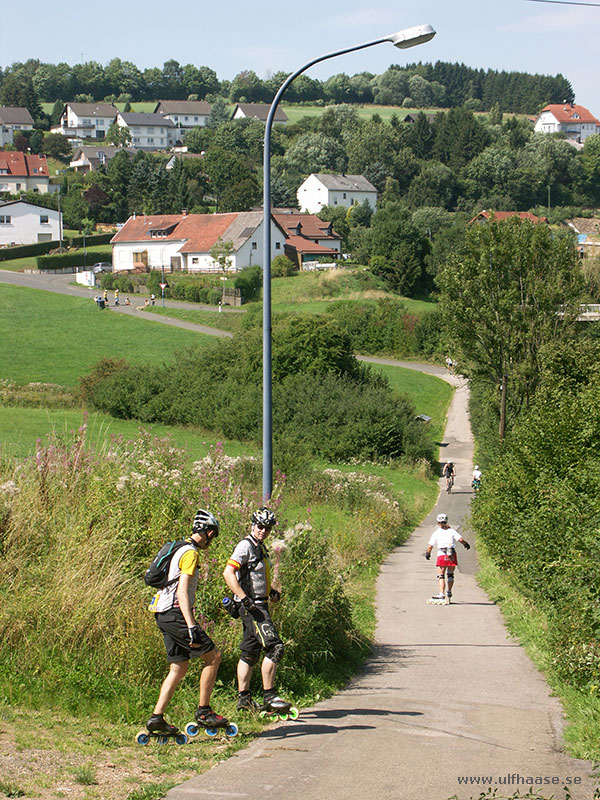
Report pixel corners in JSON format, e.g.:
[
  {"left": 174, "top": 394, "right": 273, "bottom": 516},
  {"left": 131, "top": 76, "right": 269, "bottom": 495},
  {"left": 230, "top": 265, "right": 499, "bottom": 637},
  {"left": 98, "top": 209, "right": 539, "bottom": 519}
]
[{"left": 0, "top": 56, "right": 574, "bottom": 117}]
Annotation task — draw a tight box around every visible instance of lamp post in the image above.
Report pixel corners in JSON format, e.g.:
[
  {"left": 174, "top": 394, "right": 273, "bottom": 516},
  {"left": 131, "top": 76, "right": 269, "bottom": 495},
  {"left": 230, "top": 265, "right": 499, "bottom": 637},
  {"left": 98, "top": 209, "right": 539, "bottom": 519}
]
[{"left": 261, "top": 24, "right": 436, "bottom": 501}]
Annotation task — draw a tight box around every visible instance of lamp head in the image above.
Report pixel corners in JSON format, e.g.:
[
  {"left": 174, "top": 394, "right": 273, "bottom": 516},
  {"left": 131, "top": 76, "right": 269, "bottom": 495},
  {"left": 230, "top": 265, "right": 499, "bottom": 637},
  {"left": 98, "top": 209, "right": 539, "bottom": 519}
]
[{"left": 385, "top": 24, "right": 436, "bottom": 49}]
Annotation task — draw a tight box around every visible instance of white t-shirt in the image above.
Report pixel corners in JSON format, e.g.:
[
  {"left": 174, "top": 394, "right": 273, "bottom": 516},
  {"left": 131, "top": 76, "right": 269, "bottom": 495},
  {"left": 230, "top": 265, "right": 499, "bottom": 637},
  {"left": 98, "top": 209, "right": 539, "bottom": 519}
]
[
  {"left": 428, "top": 526, "right": 462, "bottom": 556},
  {"left": 472, "top": 469, "right": 482, "bottom": 481}
]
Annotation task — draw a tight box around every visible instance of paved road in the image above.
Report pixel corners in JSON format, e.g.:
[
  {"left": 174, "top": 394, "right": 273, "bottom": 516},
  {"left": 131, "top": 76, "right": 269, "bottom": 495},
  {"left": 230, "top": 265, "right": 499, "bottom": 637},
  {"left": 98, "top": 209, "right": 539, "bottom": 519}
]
[
  {"left": 166, "top": 372, "right": 597, "bottom": 800},
  {"left": 3, "top": 269, "right": 597, "bottom": 798}
]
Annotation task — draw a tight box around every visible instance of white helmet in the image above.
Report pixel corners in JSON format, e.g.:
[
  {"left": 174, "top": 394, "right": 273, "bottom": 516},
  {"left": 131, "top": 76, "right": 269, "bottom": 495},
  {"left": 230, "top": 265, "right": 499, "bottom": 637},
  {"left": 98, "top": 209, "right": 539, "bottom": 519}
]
[
  {"left": 475, "top": 465, "right": 480, "bottom": 471},
  {"left": 436, "top": 513, "right": 448, "bottom": 524}
]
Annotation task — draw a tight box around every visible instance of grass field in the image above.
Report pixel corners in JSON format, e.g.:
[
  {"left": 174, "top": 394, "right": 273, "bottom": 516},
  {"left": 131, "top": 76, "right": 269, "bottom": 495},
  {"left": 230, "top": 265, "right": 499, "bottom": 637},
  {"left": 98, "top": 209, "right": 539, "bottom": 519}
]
[
  {"left": 0, "top": 283, "right": 214, "bottom": 385},
  {"left": 0, "top": 243, "right": 113, "bottom": 272}
]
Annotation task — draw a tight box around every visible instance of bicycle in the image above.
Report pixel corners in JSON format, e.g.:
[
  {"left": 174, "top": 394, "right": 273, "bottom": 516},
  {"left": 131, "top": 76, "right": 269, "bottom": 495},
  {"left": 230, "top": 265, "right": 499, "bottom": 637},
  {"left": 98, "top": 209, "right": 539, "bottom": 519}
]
[{"left": 446, "top": 475, "right": 454, "bottom": 493}]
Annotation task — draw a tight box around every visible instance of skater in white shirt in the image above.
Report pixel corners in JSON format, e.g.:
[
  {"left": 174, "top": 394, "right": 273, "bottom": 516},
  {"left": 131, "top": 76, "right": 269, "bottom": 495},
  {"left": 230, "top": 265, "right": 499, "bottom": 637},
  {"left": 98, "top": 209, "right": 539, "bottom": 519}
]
[{"left": 425, "top": 513, "right": 470, "bottom": 604}]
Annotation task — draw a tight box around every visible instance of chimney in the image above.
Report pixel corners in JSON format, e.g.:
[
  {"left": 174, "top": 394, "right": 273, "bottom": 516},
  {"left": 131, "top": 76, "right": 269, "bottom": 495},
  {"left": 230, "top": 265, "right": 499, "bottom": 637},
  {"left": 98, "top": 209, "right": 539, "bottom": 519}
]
[{"left": 182, "top": 208, "right": 188, "bottom": 216}]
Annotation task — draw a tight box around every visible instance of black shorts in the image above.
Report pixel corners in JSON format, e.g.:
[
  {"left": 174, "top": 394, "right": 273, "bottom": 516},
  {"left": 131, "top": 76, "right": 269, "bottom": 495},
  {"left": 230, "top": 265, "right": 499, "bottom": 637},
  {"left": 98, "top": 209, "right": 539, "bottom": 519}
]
[
  {"left": 240, "top": 603, "right": 283, "bottom": 663},
  {"left": 155, "top": 608, "right": 215, "bottom": 663}
]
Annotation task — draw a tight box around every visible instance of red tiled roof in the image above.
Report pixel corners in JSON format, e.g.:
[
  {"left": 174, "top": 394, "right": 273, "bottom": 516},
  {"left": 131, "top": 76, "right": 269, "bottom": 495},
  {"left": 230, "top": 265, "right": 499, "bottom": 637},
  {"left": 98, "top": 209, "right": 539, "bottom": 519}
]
[
  {"left": 272, "top": 212, "right": 340, "bottom": 241},
  {"left": 285, "top": 236, "right": 339, "bottom": 255},
  {"left": 469, "top": 210, "right": 548, "bottom": 225},
  {"left": 0, "top": 152, "right": 49, "bottom": 177},
  {"left": 538, "top": 104, "right": 600, "bottom": 125}
]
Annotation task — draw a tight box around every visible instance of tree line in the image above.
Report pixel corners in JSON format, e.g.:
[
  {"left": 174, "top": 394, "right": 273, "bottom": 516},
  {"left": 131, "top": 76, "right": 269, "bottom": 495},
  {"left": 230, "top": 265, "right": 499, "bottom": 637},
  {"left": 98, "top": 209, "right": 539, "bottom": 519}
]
[{"left": 0, "top": 57, "right": 574, "bottom": 120}]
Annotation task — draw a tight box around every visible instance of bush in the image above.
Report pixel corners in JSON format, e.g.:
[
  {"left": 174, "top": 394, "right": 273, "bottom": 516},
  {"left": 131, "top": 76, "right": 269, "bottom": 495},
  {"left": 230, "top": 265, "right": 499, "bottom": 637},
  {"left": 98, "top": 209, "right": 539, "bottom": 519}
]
[
  {"left": 326, "top": 298, "right": 420, "bottom": 358},
  {"left": 234, "top": 265, "right": 262, "bottom": 303},
  {"left": 36, "top": 249, "right": 112, "bottom": 271},
  {"left": 271, "top": 254, "right": 298, "bottom": 277}
]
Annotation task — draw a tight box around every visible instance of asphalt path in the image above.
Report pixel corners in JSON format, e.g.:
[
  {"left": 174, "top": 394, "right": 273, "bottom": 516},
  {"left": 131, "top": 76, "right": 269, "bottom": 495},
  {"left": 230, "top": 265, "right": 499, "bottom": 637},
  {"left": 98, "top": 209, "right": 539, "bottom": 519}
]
[
  {"left": 3, "top": 269, "right": 597, "bottom": 799},
  {"left": 165, "top": 375, "right": 597, "bottom": 800}
]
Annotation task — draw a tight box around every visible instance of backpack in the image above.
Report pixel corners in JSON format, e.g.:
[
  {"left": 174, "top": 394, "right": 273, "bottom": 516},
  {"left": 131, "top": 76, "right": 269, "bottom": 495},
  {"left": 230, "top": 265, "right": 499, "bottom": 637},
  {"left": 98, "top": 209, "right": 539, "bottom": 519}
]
[{"left": 144, "top": 540, "right": 191, "bottom": 588}]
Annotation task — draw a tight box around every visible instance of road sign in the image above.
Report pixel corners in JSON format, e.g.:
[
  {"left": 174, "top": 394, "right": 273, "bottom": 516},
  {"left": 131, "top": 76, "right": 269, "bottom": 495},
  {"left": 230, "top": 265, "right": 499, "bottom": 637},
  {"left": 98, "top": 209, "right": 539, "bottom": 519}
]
[{"left": 159, "top": 283, "right": 167, "bottom": 290}]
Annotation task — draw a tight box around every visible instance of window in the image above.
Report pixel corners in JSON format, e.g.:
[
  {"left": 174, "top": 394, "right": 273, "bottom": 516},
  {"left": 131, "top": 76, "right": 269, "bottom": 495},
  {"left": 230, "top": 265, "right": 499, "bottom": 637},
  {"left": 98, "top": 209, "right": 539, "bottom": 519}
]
[
  {"left": 191, "top": 257, "right": 199, "bottom": 264},
  {"left": 0, "top": 185, "right": 8, "bottom": 192},
  {"left": 0, "top": 169, "right": 7, "bottom": 174},
  {"left": 148, "top": 138, "right": 154, "bottom": 144},
  {"left": 0, "top": 215, "right": 11, "bottom": 223},
  {"left": 133, "top": 137, "right": 140, "bottom": 143},
  {"left": 16, "top": 183, "right": 21, "bottom": 191},
  {"left": 275, "top": 242, "right": 281, "bottom": 250},
  {"left": 184, "top": 116, "right": 189, "bottom": 121},
  {"left": 194, "top": 116, "right": 198, "bottom": 122},
  {"left": 343, "top": 192, "right": 347, "bottom": 199},
  {"left": 40, "top": 215, "right": 49, "bottom": 224},
  {"left": 147, "top": 127, "right": 155, "bottom": 133},
  {"left": 252, "top": 242, "right": 257, "bottom": 250}
]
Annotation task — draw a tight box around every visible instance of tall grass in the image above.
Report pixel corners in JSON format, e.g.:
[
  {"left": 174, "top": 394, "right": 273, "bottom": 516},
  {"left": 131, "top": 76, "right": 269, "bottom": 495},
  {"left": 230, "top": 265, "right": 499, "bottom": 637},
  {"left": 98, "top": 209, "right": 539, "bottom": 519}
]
[{"left": 0, "top": 425, "right": 418, "bottom": 720}]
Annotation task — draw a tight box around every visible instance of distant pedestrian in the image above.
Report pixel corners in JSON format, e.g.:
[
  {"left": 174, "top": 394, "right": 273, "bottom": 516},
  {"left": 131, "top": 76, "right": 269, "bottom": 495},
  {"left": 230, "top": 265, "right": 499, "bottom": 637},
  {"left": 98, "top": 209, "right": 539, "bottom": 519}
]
[
  {"left": 114, "top": 288, "right": 119, "bottom": 306},
  {"left": 151, "top": 293, "right": 156, "bottom": 306},
  {"left": 125, "top": 297, "right": 131, "bottom": 306}
]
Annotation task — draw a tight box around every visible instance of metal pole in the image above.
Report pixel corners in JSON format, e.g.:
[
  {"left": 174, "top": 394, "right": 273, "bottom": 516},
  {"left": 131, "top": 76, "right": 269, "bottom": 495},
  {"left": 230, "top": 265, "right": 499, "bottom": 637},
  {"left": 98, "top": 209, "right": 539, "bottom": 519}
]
[
  {"left": 161, "top": 263, "right": 165, "bottom": 307},
  {"left": 499, "top": 373, "right": 508, "bottom": 440},
  {"left": 262, "top": 36, "right": 391, "bottom": 503}
]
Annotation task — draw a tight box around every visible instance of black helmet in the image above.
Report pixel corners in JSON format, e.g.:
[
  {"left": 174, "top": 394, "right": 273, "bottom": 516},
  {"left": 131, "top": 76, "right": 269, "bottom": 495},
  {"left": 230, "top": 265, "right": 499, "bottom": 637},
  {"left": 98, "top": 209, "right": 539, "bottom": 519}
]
[
  {"left": 192, "top": 508, "right": 219, "bottom": 539},
  {"left": 251, "top": 507, "right": 276, "bottom": 529}
]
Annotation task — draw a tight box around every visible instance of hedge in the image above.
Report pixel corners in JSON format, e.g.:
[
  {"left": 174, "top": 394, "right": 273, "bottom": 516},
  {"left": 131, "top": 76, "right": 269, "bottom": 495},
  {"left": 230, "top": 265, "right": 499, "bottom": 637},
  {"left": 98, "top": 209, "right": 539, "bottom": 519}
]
[
  {"left": 0, "top": 233, "right": 114, "bottom": 263},
  {"left": 37, "top": 249, "right": 112, "bottom": 270}
]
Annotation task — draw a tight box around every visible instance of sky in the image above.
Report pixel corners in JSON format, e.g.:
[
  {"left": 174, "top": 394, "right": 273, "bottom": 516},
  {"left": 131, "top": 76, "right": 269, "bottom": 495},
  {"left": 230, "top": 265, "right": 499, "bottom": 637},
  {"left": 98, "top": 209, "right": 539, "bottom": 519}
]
[{"left": 2, "top": 0, "right": 600, "bottom": 114}]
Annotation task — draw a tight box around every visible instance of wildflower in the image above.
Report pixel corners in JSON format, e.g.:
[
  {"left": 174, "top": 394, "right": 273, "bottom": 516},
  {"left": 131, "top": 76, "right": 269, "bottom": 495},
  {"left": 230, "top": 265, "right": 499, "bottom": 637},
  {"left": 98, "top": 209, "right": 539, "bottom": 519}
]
[{"left": 0, "top": 481, "right": 19, "bottom": 495}]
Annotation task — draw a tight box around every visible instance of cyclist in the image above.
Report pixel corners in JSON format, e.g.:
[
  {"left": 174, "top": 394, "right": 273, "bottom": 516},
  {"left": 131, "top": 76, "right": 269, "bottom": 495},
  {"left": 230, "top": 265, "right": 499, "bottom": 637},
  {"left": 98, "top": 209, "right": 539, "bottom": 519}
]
[
  {"left": 442, "top": 461, "right": 456, "bottom": 492},
  {"left": 223, "top": 507, "right": 292, "bottom": 715},
  {"left": 425, "top": 513, "right": 470, "bottom": 604}
]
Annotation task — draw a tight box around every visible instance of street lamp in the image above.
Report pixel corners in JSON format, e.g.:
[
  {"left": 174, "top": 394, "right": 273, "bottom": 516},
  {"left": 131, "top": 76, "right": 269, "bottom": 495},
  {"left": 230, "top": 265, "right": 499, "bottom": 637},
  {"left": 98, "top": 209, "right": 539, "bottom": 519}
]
[{"left": 261, "top": 23, "right": 436, "bottom": 501}]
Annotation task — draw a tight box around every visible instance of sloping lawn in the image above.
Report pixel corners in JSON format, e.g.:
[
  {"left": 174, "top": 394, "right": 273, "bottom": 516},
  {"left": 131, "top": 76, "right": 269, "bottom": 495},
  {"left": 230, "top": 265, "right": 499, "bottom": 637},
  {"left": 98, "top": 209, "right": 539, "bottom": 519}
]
[{"left": 0, "top": 283, "right": 214, "bottom": 386}]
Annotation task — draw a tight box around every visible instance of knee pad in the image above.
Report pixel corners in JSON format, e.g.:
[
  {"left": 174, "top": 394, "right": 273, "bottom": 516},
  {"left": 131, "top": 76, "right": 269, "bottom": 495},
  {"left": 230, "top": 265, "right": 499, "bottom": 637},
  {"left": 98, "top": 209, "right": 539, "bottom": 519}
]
[
  {"left": 447, "top": 572, "right": 455, "bottom": 582},
  {"left": 266, "top": 641, "right": 285, "bottom": 664}
]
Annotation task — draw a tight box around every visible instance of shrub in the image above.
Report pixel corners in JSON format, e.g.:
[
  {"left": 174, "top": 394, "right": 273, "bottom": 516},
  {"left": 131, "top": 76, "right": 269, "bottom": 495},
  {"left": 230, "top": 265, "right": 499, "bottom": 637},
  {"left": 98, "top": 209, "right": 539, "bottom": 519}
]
[
  {"left": 271, "top": 254, "right": 298, "bottom": 277},
  {"left": 234, "top": 265, "right": 262, "bottom": 302}
]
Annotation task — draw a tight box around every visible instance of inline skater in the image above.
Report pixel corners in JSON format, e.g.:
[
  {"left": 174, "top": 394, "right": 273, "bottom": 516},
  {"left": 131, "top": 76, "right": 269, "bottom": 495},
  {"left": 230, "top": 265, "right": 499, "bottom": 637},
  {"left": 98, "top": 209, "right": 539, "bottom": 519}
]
[
  {"left": 425, "top": 513, "right": 470, "bottom": 604},
  {"left": 223, "top": 507, "right": 292, "bottom": 715},
  {"left": 471, "top": 465, "right": 482, "bottom": 491},
  {"left": 146, "top": 509, "right": 230, "bottom": 737}
]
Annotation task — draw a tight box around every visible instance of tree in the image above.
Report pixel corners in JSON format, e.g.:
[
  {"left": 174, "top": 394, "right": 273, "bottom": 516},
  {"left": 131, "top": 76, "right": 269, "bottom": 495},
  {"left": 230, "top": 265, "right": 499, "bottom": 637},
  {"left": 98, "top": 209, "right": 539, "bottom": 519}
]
[
  {"left": 283, "top": 133, "right": 347, "bottom": 175},
  {"left": 42, "top": 133, "right": 72, "bottom": 161},
  {"left": 209, "top": 238, "right": 235, "bottom": 271},
  {"left": 105, "top": 122, "right": 132, "bottom": 147},
  {"left": 367, "top": 203, "right": 430, "bottom": 295},
  {"left": 206, "top": 97, "right": 231, "bottom": 130},
  {"left": 436, "top": 217, "right": 584, "bottom": 417},
  {"left": 0, "top": 73, "right": 41, "bottom": 119}
]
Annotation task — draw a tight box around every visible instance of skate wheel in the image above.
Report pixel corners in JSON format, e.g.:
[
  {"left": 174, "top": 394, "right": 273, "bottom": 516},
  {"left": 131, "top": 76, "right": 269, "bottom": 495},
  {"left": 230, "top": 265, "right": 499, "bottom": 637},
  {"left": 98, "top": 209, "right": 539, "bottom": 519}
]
[
  {"left": 259, "top": 710, "right": 267, "bottom": 719},
  {"left": 278, "top": 713, "right": 289, "bottom": 721},
  {"left": 225, "top": 723, "right": 238, "bottom": 737},
  {"left": 157, "top": 734, "right": 169, "bottom": 745},
  {"left": 185, "top": 722, "right": 199, "bottom": 738},
  {"left": 136, "top": 731, "right": 150, "bottom": 746},
  {"left": 204, "top": 727, "right": 219, "bottom": 738},
  {"left": 175, "top": 732, "right": 188, "bottom": 745},
  {"left": 289, "top": 707, "right": 299, "bottom": 720}
]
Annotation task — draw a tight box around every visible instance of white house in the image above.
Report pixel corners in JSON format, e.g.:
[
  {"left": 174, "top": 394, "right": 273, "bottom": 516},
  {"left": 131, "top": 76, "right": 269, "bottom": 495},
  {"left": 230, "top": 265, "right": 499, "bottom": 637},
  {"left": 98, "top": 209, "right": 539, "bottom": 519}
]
[
  {"left": 0, "top": 199, "right": 62, "bottom": 246},
  {"left": 69, "top": 146, "right": 136, "bottom": 173},
  {"left": 0, "top": 107, "right": 34, "bottom": 146},
  {"left": 55, "top": 103, "right": 118, "bottom": 140},
  {"left": 110, "top": 211, "right": 287, "bottom": 273},
  {"left": 534, "top": 104, "right": 600, "bottom": 143},
  {"left": 0, "top": 152, "right": 54, "bottom": 194},
  {"left": 153, "top": 100, "right": 212, "bottom": 142},
  {"left": 232, "top": 103, "right": 288, "bottom": 125},
  {"left": 297, "top": 173, "right": 377, "bottom": 214},
  {"left": 116, "top": 112, "right": 175, "bottom": 150}
]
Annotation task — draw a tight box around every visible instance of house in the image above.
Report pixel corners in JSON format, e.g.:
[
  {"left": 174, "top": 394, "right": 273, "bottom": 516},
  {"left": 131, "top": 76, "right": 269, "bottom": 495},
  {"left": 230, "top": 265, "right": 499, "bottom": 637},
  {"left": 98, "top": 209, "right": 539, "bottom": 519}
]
[
  {"left": 297, "top": 173, "right": 377, "bottom": 214},
  {"left": 232, "top": 103, "right": 288, "bottom": 125},
  {"left": 110, "top": 210, "right": 287, "bottom": 273},
  {"left": 153, "top": 101, "right": 212, "bottom": 140},
  {"left": 0, "top": 107, "right": 34, "bottom": 146},
  {"left": 0, "top": 199, "right": 62, "bottom": 246},
  {"left": 116, "top": 112, "right": 176, "bottom": 150},
  {"left": 272, "top": 211, "right": 342, "bottom": 267},
  {"left": 534, "top": 104, "right": 600, "bottom": 143},
  {"left": 69, "top": 145, "right": 136, "bottom": 173},
  {"left": 0, "top": 152, "right": 54, "bottom": 194},
  {"left": 468, "top": 210, "right": 549, "bottom": 225},
  {"left": 54, "top": 103, "right": 118, "bottom": 140}
]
